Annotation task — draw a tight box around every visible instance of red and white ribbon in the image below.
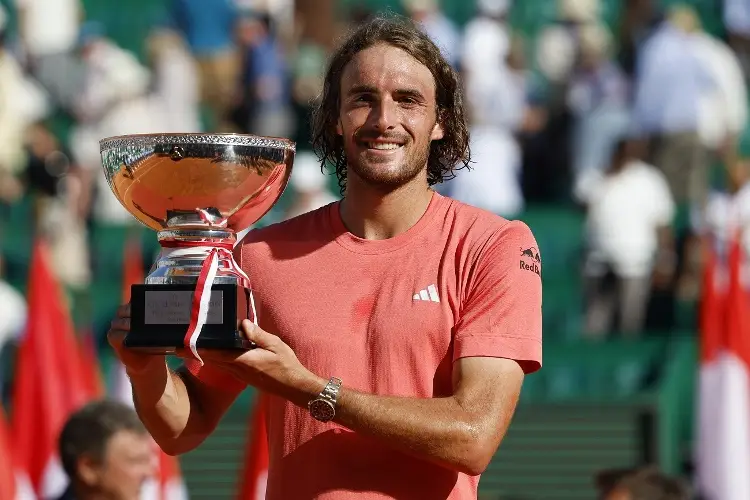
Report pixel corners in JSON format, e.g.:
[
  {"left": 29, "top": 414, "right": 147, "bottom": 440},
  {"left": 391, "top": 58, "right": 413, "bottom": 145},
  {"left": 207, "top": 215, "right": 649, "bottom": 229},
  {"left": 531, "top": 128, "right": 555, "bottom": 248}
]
[{"left": 158, "top": 241, "right": 257, "bottom": 365}]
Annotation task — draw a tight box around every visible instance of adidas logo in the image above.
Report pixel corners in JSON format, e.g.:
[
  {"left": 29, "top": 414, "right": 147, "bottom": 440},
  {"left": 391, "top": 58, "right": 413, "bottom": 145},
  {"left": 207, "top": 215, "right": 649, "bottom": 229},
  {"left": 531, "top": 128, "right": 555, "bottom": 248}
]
[{"left": 413, "top": 284, "right": 440, "bottom": 303}]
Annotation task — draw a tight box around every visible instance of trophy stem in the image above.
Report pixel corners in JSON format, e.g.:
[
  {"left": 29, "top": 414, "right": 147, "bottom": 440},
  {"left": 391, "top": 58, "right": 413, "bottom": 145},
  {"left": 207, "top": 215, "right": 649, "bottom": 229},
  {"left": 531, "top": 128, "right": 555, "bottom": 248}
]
[
  {"left": 157, "top": 228, "right": 236, "bottom": 247},
  {"left": 143, "top": 228, "right": 240, "bottom": 286}
]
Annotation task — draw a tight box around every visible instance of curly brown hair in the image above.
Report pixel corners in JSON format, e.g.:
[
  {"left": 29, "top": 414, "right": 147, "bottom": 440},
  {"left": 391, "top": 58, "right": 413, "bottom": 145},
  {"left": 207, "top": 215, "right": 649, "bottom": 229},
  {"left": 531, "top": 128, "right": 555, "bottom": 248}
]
[{"left": 311, "top": 14, "right": 471, "bottom": 195}]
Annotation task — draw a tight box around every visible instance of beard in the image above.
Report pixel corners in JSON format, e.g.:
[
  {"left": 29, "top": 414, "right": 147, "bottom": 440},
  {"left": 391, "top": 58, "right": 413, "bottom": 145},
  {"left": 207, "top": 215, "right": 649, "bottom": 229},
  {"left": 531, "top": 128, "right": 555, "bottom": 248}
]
[{"left": 344, "top": 134, "right": 432, "bottom": 191}]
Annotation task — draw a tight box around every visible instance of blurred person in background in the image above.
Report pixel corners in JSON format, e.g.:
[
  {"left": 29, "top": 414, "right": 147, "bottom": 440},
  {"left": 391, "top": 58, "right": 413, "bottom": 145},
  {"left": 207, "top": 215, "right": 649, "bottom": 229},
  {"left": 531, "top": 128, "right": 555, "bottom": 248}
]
[
  {"left": 443, "top": 34, "right": 527, "bottom": 218},
  {"left": 675, "top": 6, "right": 748, "bottom": 182},
  {"left": 567, "top": 23, "right": 631, "bottom": 204},
  {"left": 13, "top": 0, "right": 83, "bottom": 112},
  {"left": 527, "top": 0, "right": 600, "bottom": 203},
  {"left": 460, "top": 0, "right": 510, "bottom": 79},
  {"left": 25, "top": 122, "right": 92, "bottom": 291},
  {"left": 232, "top": 9, "right": 293, "bottom": 138},
  {"left": 170, "top": 0, "right": 240, "bottom": 131},
  {"left": 402, "top": 0, "right": 461, "bottom": 68},
  {"left": 0, "top": 4, "right": 51, "bottom": 206},
  {"left": 56, "top": 400, "right": 156, "bottom": 500},
  {"left": 535, "top": 0, "right": 601, "bottom": 86},
  {"left": 595, "top": 466, "right": 691, "bottom": 500},
  {"left": 145, "top": 25, "right": 202, "bottom": 134},
  {"left": 283, "top": 150, "right": 337, "bottom": 220},
  {"left": 617, "top": 0, "right": 661, "bottom": 78},
  {"left": 580, "top": 138, "right": 676, "bottom": 337},
  {"left": 700, "top": 135, "right": 750, "bottom": 259},
  {"left": 724, "top": 0, "right": 750, "bottom": 80},
  {"left": 69, "top": 22, "right": 169, "bottom": 229},
  {"left": 631, "top": 5, "right": 715, "bottom": 213}
]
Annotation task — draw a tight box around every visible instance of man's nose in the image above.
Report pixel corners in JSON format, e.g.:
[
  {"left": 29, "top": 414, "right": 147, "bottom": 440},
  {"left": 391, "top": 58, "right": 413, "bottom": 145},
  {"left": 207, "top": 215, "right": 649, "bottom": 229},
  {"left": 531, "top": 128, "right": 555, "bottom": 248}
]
[{"left": 371, "top": 98, "right": 397, "bottom": 131}]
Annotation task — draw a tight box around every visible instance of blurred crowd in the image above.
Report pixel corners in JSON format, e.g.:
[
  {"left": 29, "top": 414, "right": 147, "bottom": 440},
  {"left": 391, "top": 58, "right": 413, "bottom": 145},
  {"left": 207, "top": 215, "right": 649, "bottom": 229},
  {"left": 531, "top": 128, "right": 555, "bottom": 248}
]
[{"left": 0, "top": 0, "right": 749, "bottom": 349}]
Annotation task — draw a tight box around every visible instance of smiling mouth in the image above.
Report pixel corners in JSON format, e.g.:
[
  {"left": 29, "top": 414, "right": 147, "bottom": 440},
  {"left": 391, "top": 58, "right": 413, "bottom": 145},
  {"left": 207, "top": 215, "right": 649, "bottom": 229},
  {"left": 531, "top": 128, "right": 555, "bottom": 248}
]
[{"left": 364, "top": 142, "right": 404, "bottom": 150}]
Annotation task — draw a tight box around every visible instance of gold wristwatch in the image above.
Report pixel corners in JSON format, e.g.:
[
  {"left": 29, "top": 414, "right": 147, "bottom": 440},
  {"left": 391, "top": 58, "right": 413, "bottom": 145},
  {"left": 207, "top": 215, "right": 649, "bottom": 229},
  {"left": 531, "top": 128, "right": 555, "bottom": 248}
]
[{"left": 308, "top": 377, "right": 342, "bottom": 422}]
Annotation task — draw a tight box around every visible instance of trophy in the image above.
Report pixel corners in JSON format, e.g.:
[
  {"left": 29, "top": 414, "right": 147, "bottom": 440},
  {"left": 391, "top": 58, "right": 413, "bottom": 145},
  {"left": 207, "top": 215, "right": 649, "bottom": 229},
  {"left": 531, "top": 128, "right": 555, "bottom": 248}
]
[{"left": 100, "top": 133, "right": 295, "bottom": 358}]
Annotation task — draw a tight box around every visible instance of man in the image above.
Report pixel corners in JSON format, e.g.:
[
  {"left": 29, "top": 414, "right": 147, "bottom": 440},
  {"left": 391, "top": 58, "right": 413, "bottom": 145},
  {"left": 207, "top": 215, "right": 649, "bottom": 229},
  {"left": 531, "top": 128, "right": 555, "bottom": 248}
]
[
  {"left": 109, "top": 15, "right": 542, "bottom": 499},
  {"left": 56, "top": 400, "right": 156, "bottom": 500},
  {"left": 595, "top": 466, "right": 690, "bottom": 500},
  {"left": 579, "top": 138, "right": 675, "bottom": 336}
]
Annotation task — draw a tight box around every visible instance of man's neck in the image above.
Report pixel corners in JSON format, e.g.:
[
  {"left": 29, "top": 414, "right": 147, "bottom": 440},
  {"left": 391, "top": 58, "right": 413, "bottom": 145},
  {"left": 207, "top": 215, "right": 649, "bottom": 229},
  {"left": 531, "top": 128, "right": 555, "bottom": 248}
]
[{"left": 339, "top": 173, "right": 433, "bottom": 240}]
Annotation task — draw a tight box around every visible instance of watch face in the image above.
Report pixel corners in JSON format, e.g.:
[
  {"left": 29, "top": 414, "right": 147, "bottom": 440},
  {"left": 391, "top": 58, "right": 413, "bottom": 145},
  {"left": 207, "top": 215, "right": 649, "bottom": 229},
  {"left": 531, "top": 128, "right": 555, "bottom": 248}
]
[{"left": 310, "top": 399, "right": 335, "bottom": 422}]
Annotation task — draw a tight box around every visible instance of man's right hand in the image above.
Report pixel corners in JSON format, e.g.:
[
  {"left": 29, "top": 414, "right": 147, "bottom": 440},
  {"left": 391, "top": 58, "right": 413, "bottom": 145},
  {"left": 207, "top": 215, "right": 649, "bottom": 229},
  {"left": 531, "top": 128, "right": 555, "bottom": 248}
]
[{"left": 108, "top": 304, "right": 165, "bottom": 376}]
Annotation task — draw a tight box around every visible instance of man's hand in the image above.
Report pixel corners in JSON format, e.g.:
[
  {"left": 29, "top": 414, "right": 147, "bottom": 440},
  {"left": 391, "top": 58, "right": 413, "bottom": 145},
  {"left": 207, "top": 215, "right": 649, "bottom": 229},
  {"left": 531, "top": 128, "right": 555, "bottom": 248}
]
[
  {"left": 182, "top": 320, "right": 326, "bottom": 407},
  {"left": 107, "top": 304, "right": 166, "bottom": 376}
]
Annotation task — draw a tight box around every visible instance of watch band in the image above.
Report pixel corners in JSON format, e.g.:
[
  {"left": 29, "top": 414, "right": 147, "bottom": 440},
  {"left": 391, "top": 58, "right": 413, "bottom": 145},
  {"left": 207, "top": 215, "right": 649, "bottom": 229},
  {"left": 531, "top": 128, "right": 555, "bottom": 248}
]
[{"left": 320, "top": 377, "right": 342, "bottom": 404}]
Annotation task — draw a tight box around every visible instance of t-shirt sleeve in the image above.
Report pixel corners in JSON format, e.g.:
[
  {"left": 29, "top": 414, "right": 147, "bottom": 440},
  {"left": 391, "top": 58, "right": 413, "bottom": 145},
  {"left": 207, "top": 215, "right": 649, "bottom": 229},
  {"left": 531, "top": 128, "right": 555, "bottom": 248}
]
[
  {"left": 182, "top": 359, "right": 247, "bottom": 394},
  {"left": 453, "top": 220, "right": 543, "bottom": 374}
]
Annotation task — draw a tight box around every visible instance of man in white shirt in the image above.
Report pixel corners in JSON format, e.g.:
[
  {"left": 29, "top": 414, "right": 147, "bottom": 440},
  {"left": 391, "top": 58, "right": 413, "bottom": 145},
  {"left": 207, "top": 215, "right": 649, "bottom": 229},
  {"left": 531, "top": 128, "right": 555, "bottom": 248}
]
[
  {"left": 15, "top": 0, "right": 82, "bottom": 111},
  {"left": 581, "top": 138, "right": 676, "bottom": 337}
]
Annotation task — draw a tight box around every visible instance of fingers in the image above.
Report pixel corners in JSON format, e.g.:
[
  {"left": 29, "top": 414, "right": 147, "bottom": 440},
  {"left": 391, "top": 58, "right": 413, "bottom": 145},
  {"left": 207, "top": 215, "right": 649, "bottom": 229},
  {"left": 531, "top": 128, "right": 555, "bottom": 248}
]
[
  {"left": 107, "top": 328, "right": 127, "bottom": 349},
  {"left": 239, "top": 320, "right": 278, "bottom": 349},
  {"left": 117, "top": 303, "right": 131, "bottom": 318},
  {"left": 109, "top": 316, "right": 130, "bottom": 334}
]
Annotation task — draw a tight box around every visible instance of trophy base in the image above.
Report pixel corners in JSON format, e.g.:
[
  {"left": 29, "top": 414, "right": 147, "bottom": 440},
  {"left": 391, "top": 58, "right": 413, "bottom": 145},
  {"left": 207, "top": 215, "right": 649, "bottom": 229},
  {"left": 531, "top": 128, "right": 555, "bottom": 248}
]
[{"left": 127, "top": 283, "right": 256, "bottom": 354}]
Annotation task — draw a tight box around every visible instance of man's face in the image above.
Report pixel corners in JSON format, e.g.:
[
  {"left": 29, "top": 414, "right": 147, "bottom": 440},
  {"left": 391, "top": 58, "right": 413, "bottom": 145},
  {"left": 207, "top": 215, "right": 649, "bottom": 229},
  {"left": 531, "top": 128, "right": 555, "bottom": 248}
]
[
  {"left": 81, "top": 430, "right": 155, "bottom": 500},
  {"left": 337, "top": 43, "right": 444, "bottom": 190}
]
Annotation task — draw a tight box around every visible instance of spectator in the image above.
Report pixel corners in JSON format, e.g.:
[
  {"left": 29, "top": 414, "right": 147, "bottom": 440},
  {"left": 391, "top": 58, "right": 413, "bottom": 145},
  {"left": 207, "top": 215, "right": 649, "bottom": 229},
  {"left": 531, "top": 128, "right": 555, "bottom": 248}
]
[
  {"left": 595, "top": 466, "right": 691, "bottom": 500},
  {"left": 683, "top": 7, "right": 748, "bottom": 159},
  {"left": 580, "top": 138, "right": 676, "bottom": 337},
  {"left": 567, "top": 23, "right": 631, "bottom": 203},
  {"left": 700, "top": 135, "right": 750, "bottom": 257},
  {"left": 25, "top": 123, "right": 92, "bottom": 290},
  {"left": 69, "top": 24, "right": 169, "bottom": 229},
  {"left": 446, "top": 34, "right": 527, "bottom": 218},
  {"left": 402, "top": 0, "right": 461, "bottom": 68},
  {"left": 233, "top": 10, "right": 293, "bottom": 138},
  {"left": 56, "top": 400, "right": 156, "bottom": 500},
  {"left": 535, "top": 0, "right": 601, "bottom": 85},
  {"left": 13, "top": 0, "right": 83, "bottom": 111},
  {"left": 460, "top": 0, "right": 511, "bottom": 79},
  {"left": 0, "top": 5, "right": 50, "bottom": 205},
  {"left": 631, "top": 7, "right": 716, "bottom": 210},
  {"left": 145, "top": 25, "right": 202, "bottom": 133},
  {"left": 171, "top": 0, "right": 240, "bottom": 131}
]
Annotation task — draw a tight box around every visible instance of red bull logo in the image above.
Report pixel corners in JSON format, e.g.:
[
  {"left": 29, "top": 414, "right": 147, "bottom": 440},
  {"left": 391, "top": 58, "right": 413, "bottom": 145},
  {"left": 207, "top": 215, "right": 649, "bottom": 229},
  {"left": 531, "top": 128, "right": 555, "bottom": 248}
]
[{"left": 520, "top": 247, "right": 541, "bottom": 276}]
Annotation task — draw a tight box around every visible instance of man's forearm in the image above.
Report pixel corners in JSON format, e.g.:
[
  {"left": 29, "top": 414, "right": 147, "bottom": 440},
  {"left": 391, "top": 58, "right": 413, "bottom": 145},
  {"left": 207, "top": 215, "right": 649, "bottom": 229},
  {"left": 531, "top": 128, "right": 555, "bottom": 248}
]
[
  {"left": 334, "top": 389, "right": 496, "bottom": 476},
  {"left": 128, "top": 360, "right": 207, "bottom": 455},
  {"left": 290, "top": 375, "right": 498, "bottom": 476}
]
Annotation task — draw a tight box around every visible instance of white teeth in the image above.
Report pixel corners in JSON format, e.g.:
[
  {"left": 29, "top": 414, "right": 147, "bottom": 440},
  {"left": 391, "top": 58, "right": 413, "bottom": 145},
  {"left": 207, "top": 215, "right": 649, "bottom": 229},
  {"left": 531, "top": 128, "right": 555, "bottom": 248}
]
[{"left": 367, "top": 142, "right": 401, "bottom": 150}]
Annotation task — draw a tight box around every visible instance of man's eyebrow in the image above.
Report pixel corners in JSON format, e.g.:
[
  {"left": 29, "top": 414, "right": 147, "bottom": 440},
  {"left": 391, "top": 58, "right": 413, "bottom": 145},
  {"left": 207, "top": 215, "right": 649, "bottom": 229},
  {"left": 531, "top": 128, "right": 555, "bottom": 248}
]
[
  {"left": 394, "top": 88, "right": 426, "bottom": 100},
  {"left": 345, "top": 85, "right": 426, "bottom": 100},
  {"left": 346, "top": 84, "right": 378, "bottom": 95}
]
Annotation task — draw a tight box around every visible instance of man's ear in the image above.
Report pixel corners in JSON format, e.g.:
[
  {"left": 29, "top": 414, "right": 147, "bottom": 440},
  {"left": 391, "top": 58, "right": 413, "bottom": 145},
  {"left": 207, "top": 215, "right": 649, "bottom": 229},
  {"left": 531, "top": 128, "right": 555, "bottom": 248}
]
[
  {"left": 77, "top": 455, "right": 102, "bottom": 487},
  {"left": 431, "top": 120, "right": 444, "bottom": 141}
]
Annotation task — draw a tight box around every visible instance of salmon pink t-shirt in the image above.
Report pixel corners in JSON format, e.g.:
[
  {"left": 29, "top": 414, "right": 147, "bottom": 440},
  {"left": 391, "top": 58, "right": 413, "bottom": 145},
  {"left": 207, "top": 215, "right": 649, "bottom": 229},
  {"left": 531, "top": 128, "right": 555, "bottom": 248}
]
[{"left": 187, "top": 192, "right": 542, "bottom": 499}]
